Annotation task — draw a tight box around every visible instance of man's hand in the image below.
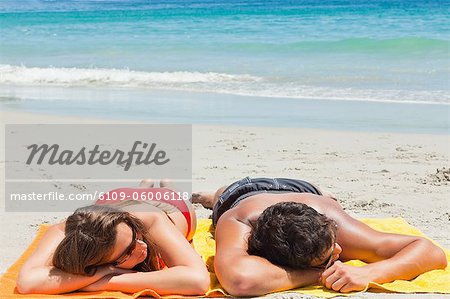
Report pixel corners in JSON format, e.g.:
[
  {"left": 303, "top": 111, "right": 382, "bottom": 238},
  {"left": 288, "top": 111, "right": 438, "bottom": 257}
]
[{"left": 320, "top": 261, "right": 372, "bottom": 293}]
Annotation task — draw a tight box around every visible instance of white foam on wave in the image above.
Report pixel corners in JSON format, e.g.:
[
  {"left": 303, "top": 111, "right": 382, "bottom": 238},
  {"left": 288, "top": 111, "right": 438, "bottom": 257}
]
[
  {"left": 0, "top": 64, "right": 448, "bottom": 105},
  {"left": 0, "top": 64, "right": 261, "bottom": 85},
  {"left": 210, "top": 85, "right": 450, "bottom": 105}
]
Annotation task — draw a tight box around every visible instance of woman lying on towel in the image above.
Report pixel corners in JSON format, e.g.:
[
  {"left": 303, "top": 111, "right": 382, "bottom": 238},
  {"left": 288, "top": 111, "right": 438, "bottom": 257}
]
[{"left": 16, "top": 180, "right": 209, "bottom": 295}]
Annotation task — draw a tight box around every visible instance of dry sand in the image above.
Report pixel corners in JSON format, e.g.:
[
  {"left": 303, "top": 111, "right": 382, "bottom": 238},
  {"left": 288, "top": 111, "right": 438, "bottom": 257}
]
[{"left": 0, "top": 110, "right": 449, "bottom": 298}]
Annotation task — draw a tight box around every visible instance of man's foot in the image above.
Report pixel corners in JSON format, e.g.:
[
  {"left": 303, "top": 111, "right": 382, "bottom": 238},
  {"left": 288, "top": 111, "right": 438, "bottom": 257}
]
[
  {"left": 139, "top": 179, "right": 155, "bottom": 188},
  {"left": 160, "top": 179, "right": 175, "bottom": 189},
  {"left": 191, "top": 192, "right": 215, "bottom": 209}
]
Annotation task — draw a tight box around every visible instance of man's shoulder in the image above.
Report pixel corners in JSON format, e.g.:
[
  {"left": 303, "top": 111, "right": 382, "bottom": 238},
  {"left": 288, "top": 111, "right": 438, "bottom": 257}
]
[
  {"left": 218, "top": 206, "right": 250, "bottom": 225},
  {"left": 218, "top": 199, "right": 267, "bottom": 227}
]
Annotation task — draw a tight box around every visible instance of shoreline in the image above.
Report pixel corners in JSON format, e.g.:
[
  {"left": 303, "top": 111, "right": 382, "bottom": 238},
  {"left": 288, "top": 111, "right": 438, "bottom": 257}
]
[
  {"left": 1, "top": 86, "right": 449, "bottom": 135},
  {"left": 1, "top": 82, "right": 449, "bottom": 106}
]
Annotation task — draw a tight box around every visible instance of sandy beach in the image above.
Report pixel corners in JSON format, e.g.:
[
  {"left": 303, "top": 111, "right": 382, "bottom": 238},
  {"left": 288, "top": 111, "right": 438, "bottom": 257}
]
[{"left": 0, "top": 110, "right": 449, "bottom": 298}]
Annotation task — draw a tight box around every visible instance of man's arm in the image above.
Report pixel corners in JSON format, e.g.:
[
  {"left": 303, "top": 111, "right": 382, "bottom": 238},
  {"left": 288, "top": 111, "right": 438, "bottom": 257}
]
[
  {"left": 321, "top": 203, "right": 447, "bottom": 293},
  {"left": 214, "top": 215, "right": 321, "bottom": 296}
]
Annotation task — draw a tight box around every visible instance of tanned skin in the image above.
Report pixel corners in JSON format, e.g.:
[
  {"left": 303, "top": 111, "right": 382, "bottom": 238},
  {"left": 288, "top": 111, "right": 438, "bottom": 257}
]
[
  {"left": 17, "top": 180, "right": 209, "bottom": 295},
  {"left": 194, "top": 186, "right": 447, "bottom": 296}
]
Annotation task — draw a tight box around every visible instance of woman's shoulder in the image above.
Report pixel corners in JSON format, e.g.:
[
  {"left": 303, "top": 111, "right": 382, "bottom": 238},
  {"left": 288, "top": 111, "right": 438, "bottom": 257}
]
[
  {"left": 52, "top": 220, "right": 66, "bottom": 231},
  {"left": 22, "top": 221, "right": 66, "bottom": 269},
  {"left": 129, "top": 209, "right": 167, "bottom": 227},
  {"left": 40, "top": 221, "right": 66, "bottom": 251}
]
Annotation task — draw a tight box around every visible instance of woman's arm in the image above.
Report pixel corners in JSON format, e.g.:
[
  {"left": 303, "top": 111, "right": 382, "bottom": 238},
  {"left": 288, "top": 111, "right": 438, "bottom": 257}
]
[
  {"left": 17, "top": 264, "right": 130, "bottom": 294},
  {"left": 80, "top": 266, "right": 208, "bottom": 295},
  {"left": 16, "top": 224, "right": 124, "bottom": 294},
  {"left": 80, "top": 213, "right": 209, "bottom": 295}
]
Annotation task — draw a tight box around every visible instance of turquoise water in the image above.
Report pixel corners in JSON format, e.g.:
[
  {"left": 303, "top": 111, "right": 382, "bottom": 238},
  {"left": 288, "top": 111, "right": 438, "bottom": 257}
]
[{"left": 0, "top": 0, "right": 449, "bottom": 132}]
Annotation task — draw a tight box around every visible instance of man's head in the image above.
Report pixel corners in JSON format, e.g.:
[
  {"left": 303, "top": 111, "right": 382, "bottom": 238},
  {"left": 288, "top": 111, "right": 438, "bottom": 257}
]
[{"left": 247, "top": 201, "right": 337, "bottom": 269}]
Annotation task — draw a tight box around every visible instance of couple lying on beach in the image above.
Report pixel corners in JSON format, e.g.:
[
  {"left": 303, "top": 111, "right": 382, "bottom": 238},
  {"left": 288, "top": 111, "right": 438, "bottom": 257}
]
[{"left": 17, "top": 177, "right": 447, "bottom": 296}]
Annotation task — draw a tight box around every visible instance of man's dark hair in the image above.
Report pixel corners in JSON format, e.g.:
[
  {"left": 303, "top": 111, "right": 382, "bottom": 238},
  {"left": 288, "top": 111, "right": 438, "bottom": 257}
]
[{"left": 247, "top": 201, "right": 337, "bottom": 269}]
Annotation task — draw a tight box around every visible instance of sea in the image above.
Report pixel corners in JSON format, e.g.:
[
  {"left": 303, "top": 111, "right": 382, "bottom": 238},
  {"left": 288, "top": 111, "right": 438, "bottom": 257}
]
[{"left": 0, "top": 0, "right": 449, "bottom": 133}]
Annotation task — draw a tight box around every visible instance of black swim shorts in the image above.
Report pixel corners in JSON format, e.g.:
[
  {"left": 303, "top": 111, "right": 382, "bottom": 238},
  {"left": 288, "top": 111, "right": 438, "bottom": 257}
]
[{"left": 212, "top": 177, "right": 322, "bottom": 226}]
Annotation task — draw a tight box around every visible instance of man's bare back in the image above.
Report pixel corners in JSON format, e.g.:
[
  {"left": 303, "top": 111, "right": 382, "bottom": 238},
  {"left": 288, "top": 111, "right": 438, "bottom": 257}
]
[
  {"left": 221, "top": 192, "right": 359, "bottom": 262},
  {"left": 195, "top": 177, "right": 447, "bottom": 296}
]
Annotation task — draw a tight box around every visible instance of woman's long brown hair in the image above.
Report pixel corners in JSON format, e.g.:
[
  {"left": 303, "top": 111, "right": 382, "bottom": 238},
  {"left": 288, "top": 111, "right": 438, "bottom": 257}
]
[{"left": 52, "top": 205, "right": 160, "bottom": 275}]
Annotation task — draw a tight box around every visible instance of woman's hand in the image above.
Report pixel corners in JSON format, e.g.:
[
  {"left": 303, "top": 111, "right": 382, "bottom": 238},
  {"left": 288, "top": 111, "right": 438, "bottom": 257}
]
[
  {"left": 79, "top": 275, "right": 113, "bottom": 292},
  {"left": 80, "top": 266, "right": 136, "bottom": 292},
  {"left": 320, "top": 261, "right": 372, "bottom": 293},
  {"left": 96, "top": 265, "right": 135, "bottom": 277}
]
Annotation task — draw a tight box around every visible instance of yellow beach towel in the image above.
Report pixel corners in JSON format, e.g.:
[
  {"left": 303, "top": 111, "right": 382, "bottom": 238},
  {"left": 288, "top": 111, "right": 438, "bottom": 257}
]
[{"left": 1, "top": 218, "right": 449, "bottom": 298}]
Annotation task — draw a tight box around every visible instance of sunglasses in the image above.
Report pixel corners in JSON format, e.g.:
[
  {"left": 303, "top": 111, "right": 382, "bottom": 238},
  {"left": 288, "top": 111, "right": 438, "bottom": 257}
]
[
  {"left": 111, "top": 225, "right": 138, "bottom": 267},
  {"left": 311, "top": 243, "right": 335, "bottom": 271}
]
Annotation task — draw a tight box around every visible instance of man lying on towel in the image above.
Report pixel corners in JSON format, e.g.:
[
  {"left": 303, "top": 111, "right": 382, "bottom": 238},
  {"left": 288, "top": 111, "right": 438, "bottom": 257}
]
[{"left": 193, "top": 177, "right": 447, "bottom": 296}]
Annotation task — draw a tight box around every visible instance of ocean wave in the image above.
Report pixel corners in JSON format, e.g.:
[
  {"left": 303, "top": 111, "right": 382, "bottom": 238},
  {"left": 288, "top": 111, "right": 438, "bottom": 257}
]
[
  {"left": 0, "top": 65, "right": 262, "bottom": 85},
  {"left": 230, "top": 37, "right": 449, "bottom": 54},
  {"left": 0, "top": 64, "right": 448, "bottom": 105}
]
